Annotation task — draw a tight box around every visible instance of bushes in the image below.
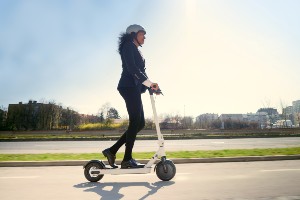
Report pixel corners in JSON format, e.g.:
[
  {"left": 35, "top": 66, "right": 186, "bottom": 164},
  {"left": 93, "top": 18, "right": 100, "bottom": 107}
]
[
  {"left": 222, "top": 119, "right": 259, "bottom": 129},
  {"left": 78, "top": 123, "right": 119, "bottom": 130},
  {"left": 77, "top": 120, "right": 129, "bottom": 131}
]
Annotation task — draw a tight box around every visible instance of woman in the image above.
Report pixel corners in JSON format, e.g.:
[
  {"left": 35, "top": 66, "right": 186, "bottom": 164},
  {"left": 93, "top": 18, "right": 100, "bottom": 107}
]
[{"left": 102, "top": 24, "right": 159, "bottom": 169}]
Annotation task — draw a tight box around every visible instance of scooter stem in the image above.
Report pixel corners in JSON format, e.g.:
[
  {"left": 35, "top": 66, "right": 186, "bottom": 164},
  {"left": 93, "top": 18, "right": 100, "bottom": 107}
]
[{"left": 149, "top": 90, "right": 164, "bottom": 147}]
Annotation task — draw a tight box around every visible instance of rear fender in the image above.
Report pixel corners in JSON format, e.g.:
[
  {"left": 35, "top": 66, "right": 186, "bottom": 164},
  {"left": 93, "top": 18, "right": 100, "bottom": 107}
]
[{"left": 83, "top": 160, "right": 105, "bottom": 169}]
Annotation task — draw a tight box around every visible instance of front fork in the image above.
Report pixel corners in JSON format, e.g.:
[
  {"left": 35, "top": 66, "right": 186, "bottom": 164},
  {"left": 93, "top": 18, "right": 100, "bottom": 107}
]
[
  {"left": 155, "top": 156, "right": 168, "bottom": 173},
  {"left": 161, "top": 156, "right": 168, "bottom": 172}
]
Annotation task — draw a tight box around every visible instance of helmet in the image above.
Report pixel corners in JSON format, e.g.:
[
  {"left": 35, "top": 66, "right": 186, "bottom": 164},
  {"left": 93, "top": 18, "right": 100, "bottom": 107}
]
[{"left": 126, "top": 24, "right": 146, "bottom": 34}]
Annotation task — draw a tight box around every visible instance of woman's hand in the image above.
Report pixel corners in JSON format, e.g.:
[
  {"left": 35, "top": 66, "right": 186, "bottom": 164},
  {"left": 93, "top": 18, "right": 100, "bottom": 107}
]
[
  {"left": 150, "top": 83, "right": 161, "bottom": 95},
  {"left": 150, "top": 83, "right": 159, "bottom": 90}
]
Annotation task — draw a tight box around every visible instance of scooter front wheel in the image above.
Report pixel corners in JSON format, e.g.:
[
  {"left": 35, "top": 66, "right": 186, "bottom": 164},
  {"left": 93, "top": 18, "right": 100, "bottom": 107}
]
[
  {"left": 84, "top": 162, "right": 104, "bottom": 182},
  {"left": 155, "top": 160, "right": 176, "bottom": 181}
]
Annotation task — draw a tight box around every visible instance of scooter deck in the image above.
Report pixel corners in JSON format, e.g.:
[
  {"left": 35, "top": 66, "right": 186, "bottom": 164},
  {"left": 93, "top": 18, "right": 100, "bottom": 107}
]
[
  {"left": 103, "top": 165, "right": 145, "bottom": 169},
  {"left": 91, "top": 160, "right": 152, "bottom": 175},
  {"left": 103, "top": 164, "right": 118, "bottom": 169},
  {"left": 99, "top": 167, "right": 152, "bottom": 175}
]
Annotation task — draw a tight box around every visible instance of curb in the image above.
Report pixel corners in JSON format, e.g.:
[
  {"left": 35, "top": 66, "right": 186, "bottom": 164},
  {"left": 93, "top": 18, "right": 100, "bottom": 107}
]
[{"left": 1, "top": 155, "right": 300, "bottom": 167}]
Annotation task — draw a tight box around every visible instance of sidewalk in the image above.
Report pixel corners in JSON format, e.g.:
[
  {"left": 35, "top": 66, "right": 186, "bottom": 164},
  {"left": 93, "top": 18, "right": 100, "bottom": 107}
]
[{"left": 1, "top": 155, "right": 300, "bottom": 167}]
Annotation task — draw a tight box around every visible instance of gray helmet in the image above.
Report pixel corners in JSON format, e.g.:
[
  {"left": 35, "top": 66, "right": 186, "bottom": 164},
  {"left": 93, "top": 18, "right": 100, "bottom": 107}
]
[{"left": 126, "top": 24, "right": 146, "bottom": 34}]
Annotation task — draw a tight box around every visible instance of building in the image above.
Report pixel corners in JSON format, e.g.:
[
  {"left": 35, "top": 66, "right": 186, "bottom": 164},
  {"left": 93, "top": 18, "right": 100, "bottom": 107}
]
[
  {"left": 196, "top": 113, "right": 219, "bottom": 121},
  {"left": 160, "top": 117, "right": 182, "bottom": 129},
  {"left": 220, "top": 114, "right": 245, "bottom": 122},
  {"left": 6, "top": 101, "right": 61, "bottom": 130},
  {"left": 257, "top": 108, "right": 280, "bottom": 124},
  {"left": 257, "top": 108, "right": 278, "bottom": 116},
  {"left": 195, "top": 113, "right": 219, "bottom": 129},
  {"left": 292, "top": 100, "right": 300, "bottom": 113},
  {"left": 280, "top": 100, "right": 300, "bottom": 127},
  {"left": 246, "top": 112, "right": 269, "bottom": 129},
  {"left": 219, "top": 114, "right": 246, "bottom": 129},
  {"left": 275, "top": 120, "right": 293, "bottom": 128},
  {"left": 292, "top": 100, "right": 300, "bottom": 127},
  {"left": 219, "top": 113, "right": 268, "bottom": 129},
  {"left": 283, "top": 106, "right": 293, "bottom": 115}
]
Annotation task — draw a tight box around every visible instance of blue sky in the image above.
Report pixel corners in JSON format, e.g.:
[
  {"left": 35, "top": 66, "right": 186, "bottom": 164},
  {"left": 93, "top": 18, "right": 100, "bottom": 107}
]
[{"left": 1, "top": 0, "right": 300, "bottom": 119}]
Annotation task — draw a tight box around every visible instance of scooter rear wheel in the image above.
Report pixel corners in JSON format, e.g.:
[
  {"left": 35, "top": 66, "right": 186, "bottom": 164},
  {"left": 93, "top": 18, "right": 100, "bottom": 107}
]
[
  {"left": 84, "top": 162, "right": 104, "bottom": 182},
  {"left": 155, "top": 160, "right": 176, "bottom": 181}
]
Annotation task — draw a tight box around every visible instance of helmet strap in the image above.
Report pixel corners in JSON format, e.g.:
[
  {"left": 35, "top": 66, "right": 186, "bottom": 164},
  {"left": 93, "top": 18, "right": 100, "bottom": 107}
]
[{"left": 131, "top": 32, "right": 142, "bottom": 47}]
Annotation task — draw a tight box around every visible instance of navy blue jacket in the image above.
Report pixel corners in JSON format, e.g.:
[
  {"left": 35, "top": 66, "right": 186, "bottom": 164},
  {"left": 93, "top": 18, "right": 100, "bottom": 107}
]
[{"left": 117, "top": 40, "right": 148, "bottom": 92}]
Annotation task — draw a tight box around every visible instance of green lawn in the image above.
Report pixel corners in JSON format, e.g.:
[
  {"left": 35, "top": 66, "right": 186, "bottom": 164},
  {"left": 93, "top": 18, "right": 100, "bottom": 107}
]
[{"left": 1, "top": 147, "right": 300, "bottom": 161}]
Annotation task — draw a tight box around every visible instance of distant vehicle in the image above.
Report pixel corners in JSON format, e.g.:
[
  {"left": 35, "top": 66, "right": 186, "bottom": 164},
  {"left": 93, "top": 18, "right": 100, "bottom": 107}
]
[{"left": 274, "top": 120, "right": 293, "bottom": 128}]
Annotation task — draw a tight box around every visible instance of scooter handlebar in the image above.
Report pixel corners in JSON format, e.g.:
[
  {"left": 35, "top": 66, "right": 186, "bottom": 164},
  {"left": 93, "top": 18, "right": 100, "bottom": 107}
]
[{"left": 148, "top": 88, "right": 163, "bottom": 95}]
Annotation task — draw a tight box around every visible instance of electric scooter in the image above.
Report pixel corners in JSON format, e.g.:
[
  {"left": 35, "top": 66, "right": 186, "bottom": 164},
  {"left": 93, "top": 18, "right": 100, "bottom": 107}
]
[{"left": 83, "top": 88, "right": 176, "bottom": 182}]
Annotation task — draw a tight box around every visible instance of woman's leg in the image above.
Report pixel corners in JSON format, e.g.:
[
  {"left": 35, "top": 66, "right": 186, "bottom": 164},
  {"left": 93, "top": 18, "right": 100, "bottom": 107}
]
[
  {"left": 109, "top": 87, "right": 145, "bottom": 160},
  {"left": 109, "top": 131, "right": 126, "bottom": 154},
  {"left": 109, "top": 107, "right": 145, "bottom": 155}
]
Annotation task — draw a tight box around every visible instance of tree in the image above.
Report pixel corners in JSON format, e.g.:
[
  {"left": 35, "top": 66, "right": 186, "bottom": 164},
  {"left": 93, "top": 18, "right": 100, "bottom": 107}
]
[
  {"left": 144, "top": 118, "right": 154, "bottom": 130},
  {"left": 181, "top": 116, "right": 193, "bottom": 129},
  {"left": 160, "top": 114, "right": 182, "bottom": 129},
  {"left": 99, "top": 103, "right": 111, "bottom": 118},
  {"left": 60, "top": 107, "right": 80, "bottom": 130},
  {"left": 0, "top": 106, "right": 7, "bottom": 130},
  {"left": 106, "top": 107, "right": 120, "bottom": 119},
  {"left": 98, "top": 103, "right": 120, "bottom": 120},
  {"left": 211, "top": 119, "right": 222, "bottom": 129},
  {"left": 99, "top": 112, "right": 105, "bottom": 123}
]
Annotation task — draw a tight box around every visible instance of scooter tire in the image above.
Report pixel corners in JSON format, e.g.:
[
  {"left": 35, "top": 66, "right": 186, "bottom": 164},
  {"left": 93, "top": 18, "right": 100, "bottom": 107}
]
[
  {"left": 84, "top": 162, "right": 104, "bottom": 182},
  {"left": 155, "top": 160, "right": 176, "bottom": 181}
]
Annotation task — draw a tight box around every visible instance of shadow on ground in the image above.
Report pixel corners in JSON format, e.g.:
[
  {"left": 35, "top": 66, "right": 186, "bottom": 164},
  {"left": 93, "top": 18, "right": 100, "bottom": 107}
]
[{"left": 74, "top": 181, "right": 174, "bottom": 200}]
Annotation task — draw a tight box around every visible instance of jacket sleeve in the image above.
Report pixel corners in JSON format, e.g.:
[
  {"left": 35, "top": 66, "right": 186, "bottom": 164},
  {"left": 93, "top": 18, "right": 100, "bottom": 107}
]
[{"left": 122, "top": 42, "right": 148, "bottom": 84}]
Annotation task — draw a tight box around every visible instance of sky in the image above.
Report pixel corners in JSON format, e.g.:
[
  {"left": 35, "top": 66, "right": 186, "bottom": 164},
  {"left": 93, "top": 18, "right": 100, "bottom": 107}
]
[{"left": 1, "top": 0, "right": 300, "bottom": 119}]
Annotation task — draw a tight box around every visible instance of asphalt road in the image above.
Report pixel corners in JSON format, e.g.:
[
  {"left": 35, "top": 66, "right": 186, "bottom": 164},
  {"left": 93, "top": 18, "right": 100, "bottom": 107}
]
[
  {"left": 0, "top": 160, "right": 300, "bottom": 200},
  {"left": 0, "top": 137, "right": 300, "bottom": 154}
]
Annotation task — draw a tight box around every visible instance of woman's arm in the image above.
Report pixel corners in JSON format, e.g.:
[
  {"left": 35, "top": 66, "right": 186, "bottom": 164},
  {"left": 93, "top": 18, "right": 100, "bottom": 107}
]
[
  {"left": 122, "top": 42, "right": 159, "bottom": 91},
  {"left": 122, "top": 42, "right": 148, "bottom": 84}
]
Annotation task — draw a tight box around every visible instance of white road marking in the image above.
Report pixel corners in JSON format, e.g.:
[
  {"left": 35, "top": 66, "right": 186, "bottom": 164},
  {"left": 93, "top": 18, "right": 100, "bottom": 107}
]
[
  {"left": 211, "top": 142, "right": 225, "bottom": 144},
  {"left": 261, "top": 169, "right": 300, "bottom": 172},
  {"left": 0, "top": 176, "right": 39, "bottom": 179}
]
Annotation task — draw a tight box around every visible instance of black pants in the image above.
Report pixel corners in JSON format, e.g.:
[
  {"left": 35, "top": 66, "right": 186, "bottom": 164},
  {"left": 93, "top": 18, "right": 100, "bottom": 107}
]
[{"left": 109, "top": 87, "right": 145, "bottom": 161}]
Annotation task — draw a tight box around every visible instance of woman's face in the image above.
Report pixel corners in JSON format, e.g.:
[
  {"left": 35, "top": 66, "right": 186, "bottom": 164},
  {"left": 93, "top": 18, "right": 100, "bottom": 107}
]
[{"left": 136, "top": 31, "right": 146, "bottom": 45}]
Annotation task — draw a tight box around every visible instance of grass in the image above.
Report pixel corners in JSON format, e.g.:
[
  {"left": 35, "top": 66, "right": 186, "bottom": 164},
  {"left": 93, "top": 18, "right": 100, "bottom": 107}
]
[
  {"left": 0, "top": 134, "right": 113, "bottom": 140},
  {"left": 1, "top": 128, "right": 299, "bottom": 142},
  {"left": 1, "top": 147, "right": 300, "bottom": 161},
  {"left": 1, "top": 131, "right": 300, "bottom": 141}
]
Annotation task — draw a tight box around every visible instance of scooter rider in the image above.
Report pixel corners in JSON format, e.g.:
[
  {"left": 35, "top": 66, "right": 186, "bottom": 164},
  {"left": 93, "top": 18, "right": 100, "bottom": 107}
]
[{"left": 102, "top": 24, "right": 160, "bottom": 169}]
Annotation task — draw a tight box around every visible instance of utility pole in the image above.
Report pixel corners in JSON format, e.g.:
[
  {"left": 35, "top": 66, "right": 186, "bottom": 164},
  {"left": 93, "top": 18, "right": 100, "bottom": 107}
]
[{"left": 183, "top": 105, "right": 186, "bottom": 129}]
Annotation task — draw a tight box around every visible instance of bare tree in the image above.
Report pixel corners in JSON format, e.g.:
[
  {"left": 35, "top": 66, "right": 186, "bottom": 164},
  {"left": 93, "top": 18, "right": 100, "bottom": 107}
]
[
  {"left": 97, "top": 102, "right": 111, "bottom": 121},
  {"left": 106, "top": 107, "right": 120, "bottom": 119}
]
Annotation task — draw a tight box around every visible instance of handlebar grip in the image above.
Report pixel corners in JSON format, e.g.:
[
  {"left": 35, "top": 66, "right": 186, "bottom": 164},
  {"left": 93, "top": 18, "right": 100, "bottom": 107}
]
[{"left": 148, "top": 88, "right": 163, "bottom": 95}]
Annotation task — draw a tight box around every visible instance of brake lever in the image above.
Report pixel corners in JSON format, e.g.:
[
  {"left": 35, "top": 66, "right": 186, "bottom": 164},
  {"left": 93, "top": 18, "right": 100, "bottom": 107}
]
[{"left": 148, "top": 88, "right": 164, "bottom": 96}]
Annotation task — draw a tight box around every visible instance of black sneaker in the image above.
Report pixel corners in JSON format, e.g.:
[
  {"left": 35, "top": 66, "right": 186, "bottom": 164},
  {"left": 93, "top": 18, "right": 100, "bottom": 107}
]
[
  {"left": 102, "top": 148, "right": 117, "bottom": 168},
  {"left": 121, "top": 159, "right": 145, "bottom": 169}
]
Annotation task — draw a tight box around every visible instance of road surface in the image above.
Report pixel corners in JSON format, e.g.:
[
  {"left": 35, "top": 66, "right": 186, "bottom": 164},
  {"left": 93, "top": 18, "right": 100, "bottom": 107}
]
[
  {"left": 0, "top": 160, "right": 300, "bottom": 200},
  {"left": 0, "top": 137, "right": 299, "bottom": 154}
]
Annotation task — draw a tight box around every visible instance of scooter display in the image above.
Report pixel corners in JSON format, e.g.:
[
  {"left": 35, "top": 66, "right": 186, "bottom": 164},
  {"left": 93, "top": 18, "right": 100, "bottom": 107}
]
[{"left": 83, "top": 88, "right": 176, "bottom": 182}]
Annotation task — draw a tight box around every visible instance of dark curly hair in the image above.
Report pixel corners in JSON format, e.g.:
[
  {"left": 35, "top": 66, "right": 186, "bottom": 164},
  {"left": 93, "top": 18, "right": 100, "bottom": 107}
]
[{"left": 118, "top": 32, "right": 134, "bottom": 55}]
